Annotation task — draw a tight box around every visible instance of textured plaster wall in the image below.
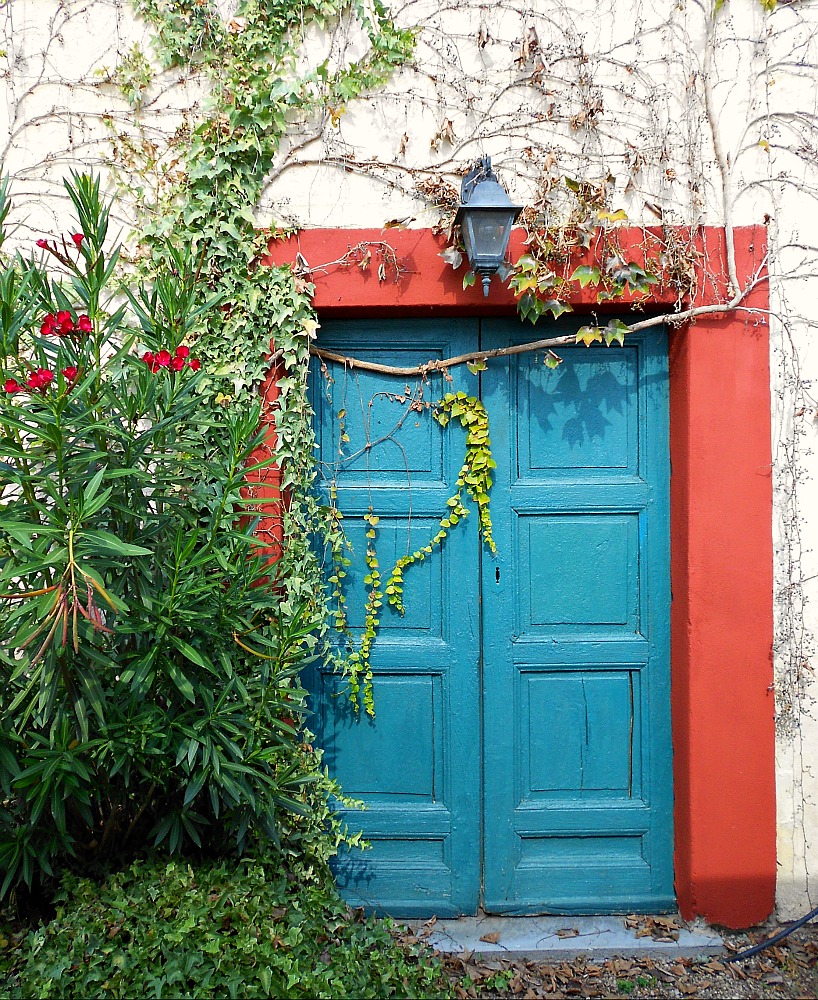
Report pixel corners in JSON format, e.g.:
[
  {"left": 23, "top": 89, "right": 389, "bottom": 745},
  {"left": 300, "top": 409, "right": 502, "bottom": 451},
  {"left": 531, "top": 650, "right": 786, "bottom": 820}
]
[{"left": 3, "top": 0, "right": 818, "bottom": 919}]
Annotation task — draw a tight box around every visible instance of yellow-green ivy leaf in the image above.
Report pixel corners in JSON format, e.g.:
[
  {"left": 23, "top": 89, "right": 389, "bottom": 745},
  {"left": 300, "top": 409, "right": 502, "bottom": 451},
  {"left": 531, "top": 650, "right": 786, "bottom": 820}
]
[{"left": 576, "top": 325, "right": 603, "bottom": 347}]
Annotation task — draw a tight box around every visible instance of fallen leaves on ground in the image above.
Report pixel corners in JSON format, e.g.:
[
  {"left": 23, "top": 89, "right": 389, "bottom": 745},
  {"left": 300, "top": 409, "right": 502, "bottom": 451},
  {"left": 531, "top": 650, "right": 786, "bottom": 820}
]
[{"left": 430, "top": 923, "right": 818, "bottom": 999}]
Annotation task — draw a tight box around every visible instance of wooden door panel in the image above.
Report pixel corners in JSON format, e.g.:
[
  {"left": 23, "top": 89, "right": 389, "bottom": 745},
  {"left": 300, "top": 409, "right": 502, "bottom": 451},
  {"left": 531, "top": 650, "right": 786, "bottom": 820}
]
[
  {"left": 310, "top": 317, "right": 672, "bottom": 917},
  {"left": 515, "top": 348, "right": 639, "bottom": 478},
  {"left": 481, "top": 321, "right": 673, "bottom": 914},
  {"left": 309, "top": 318, "right": 481, "bottom": 917},
  {"left": 519, "top": 668, "right": 641, "bottom": 799},
  {"left": 516, "top": 511, "right": 641, "bottom": 636}
]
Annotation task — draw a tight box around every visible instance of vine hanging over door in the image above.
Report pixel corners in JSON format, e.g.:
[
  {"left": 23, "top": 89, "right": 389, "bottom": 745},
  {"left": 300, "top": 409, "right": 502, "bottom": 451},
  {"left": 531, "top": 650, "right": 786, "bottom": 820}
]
[{"left": 326, "top": 385, "right": 496, "bottom": 716}]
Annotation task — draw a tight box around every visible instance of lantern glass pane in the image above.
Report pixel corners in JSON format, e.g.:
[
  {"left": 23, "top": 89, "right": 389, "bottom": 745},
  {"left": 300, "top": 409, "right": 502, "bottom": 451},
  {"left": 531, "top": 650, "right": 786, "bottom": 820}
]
[{"left": 471, "top": 211, "right": 508, "bottom": 258}]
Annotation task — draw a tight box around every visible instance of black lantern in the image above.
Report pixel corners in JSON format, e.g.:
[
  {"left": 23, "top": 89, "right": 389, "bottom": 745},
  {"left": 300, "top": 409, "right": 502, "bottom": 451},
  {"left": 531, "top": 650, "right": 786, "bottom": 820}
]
[{"left": 454, "top": 157, "right": 523, "bottom": 297}]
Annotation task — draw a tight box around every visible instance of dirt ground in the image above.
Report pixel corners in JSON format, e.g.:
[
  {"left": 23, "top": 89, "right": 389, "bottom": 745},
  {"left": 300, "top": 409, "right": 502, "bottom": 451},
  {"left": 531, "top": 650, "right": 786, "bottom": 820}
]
[{"left": 428, "top": 920, "right": 818, "bottom": 999}]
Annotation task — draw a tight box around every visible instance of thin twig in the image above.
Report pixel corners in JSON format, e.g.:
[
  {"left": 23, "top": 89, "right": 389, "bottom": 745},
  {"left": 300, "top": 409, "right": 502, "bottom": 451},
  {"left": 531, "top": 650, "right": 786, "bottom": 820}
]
[{"left": 704, "top": 9, "right": 740, "bottom": 299}]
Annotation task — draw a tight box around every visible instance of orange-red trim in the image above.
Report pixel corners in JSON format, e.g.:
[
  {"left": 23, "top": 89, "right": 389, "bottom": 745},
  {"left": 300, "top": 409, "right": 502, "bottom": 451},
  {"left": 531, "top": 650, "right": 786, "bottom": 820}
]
[{"left": 263, "top": 225, "right": 775, "bottom": 928}]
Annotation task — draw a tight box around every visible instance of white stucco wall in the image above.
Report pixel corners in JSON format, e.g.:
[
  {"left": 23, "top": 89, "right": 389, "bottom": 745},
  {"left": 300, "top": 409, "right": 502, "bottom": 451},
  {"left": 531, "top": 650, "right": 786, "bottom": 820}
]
[{"left": 3, "top": 0, "right": 818, "bottom": 920}]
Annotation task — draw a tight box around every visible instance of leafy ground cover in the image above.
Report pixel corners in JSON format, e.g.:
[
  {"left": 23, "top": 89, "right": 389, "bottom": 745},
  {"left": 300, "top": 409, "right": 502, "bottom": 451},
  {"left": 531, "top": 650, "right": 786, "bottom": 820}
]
[{"left": 0, "top": 857, "right": 452, "bottom": 999}]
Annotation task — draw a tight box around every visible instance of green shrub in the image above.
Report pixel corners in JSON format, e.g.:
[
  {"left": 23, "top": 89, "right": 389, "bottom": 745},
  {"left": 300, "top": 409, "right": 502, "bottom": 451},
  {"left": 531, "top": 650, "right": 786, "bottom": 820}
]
[
  {"left": 2, "top": 857, "right": 450, "bottom": 999},
  {"left": 0, "top": 174, "right": 328, "bottom": 898}
]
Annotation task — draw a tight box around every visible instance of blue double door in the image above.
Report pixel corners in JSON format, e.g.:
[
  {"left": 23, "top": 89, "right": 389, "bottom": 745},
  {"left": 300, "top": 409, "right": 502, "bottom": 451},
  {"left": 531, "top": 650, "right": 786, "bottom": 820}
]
[{"left": 310, "top": 317, "right": 673, "bottom": 916}]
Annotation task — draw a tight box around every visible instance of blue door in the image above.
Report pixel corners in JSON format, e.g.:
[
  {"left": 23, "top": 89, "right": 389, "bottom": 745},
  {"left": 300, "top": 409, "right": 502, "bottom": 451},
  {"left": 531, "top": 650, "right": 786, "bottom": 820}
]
[{"left": 309, "top": 317, "right": 673, "bottom": 916}]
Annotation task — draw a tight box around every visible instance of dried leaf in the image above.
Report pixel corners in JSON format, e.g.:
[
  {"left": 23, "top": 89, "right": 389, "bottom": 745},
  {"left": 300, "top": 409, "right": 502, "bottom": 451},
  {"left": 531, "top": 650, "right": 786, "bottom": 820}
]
[
  {"left": 439, "top": 246, "right": 464, "bottom": 269},
  {"left": 515, "top": 25, "right": 540, "bottom": 67},
  {"left": 479, "top": 931, "right": 501, "bottom": 944},
  {"left": 383, "top": 216, "right": 415, "bottom": 230}
]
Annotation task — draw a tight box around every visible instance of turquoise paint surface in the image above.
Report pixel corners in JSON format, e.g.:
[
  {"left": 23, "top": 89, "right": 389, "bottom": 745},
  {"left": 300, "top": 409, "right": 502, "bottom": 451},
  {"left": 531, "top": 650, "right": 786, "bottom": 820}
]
[{"left": 309, "top": 318, "right": 673, "bottom": 916}]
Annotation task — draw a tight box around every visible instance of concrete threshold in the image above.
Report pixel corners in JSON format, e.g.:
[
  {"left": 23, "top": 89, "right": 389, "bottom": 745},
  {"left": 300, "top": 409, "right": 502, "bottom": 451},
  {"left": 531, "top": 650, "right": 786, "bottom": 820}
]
[{"left": 411, "top": 913, "right": 724, "bottom": 962}]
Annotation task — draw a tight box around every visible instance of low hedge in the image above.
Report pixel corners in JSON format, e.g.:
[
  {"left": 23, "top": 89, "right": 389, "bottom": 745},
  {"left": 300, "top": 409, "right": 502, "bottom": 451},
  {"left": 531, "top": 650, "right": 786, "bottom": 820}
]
[{"left": 0, "top": 857, "right": 450, "bottom": 999}]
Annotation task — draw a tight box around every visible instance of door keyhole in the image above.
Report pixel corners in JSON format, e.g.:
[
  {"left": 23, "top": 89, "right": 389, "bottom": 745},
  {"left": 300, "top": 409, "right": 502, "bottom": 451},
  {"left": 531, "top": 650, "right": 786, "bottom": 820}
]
[{"left": 495, "top": 566, "right": 500, "bottom": 584}]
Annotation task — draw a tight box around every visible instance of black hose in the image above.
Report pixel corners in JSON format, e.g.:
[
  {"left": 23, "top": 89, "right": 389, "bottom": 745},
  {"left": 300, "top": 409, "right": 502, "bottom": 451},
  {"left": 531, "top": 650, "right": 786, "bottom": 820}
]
[{"left": 726, "top": 903, "right": 818, "bottom": 963}]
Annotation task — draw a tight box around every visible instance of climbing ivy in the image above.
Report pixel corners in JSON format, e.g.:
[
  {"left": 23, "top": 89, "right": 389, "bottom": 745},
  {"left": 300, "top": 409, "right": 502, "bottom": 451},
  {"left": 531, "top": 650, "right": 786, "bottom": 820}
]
[
  {"left": 108, "top": 0, "right": 415, "bottom": 693},
  {"left": 334, "top": 392, "right": 496, "bottom": 715}
]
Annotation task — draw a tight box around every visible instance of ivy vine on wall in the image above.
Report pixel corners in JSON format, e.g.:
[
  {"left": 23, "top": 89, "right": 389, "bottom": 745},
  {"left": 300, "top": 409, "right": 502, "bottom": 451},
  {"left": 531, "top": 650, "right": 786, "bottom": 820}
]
[
  {"left": 330, "top": 390, "right": 496, "bottom": 715},
  {"left": 103, "top": 0, "right": 416, "bottom": 705}
]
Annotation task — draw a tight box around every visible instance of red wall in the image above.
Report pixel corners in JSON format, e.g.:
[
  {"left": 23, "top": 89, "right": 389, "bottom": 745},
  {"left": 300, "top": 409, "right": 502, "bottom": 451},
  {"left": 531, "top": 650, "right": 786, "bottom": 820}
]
[
  {"left": 668, "top": 227, "right": 775, "bottom": 926},
  {"left": 264, "top": 225, "right": 776, "bottom": 927}
]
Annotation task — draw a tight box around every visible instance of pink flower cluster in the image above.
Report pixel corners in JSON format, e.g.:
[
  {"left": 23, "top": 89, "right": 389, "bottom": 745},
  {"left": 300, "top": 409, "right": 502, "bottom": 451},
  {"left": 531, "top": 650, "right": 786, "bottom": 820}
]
[
  {"left": 4, "top": 367, "right": 79, "bottom": 395},
  {"left": 41, "top": 311, "right": 92, "bottom": 337},
  {"left": 141, "top": 345, "right": 202, "bottom": 373}
]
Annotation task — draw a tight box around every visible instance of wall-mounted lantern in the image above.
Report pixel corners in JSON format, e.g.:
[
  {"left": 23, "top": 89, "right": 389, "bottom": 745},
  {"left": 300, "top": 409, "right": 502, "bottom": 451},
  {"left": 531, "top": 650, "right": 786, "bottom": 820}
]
[{"left": 454, "top": 157, "right": 523, "bottom": 297}]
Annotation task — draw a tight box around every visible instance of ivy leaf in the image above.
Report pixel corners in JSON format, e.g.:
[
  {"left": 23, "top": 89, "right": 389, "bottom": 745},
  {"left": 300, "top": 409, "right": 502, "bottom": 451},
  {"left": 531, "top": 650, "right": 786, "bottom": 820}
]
[
  {"left": 462, "top": 270, "right": 476, "bottom": 290},
  {"left": 598, "top": 208, "right": 628, "bottom": 223},
  {"left": 570, "top": 265, "right": 601, "bottom": 288},
  {"left": 543, "top": 299, "right": 571, "bottom": 319},
  {"left": 466, "top": 358, "right": 488, "bottom": 374},
  {"left": 544, "top": 352, "right": 562, "bottom": 369},
  {"left": 576, "top": 325, "right": 603, "bottom": 347},
  {"left": 604, "top": 319, "right": 629, "bottom": 346}
]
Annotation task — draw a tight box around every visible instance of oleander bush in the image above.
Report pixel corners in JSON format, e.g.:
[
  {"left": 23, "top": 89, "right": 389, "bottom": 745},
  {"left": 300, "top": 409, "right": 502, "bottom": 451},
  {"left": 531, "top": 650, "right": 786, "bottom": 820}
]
[{"left": 0, "top": 174, "right": 331, "bottom": 900}]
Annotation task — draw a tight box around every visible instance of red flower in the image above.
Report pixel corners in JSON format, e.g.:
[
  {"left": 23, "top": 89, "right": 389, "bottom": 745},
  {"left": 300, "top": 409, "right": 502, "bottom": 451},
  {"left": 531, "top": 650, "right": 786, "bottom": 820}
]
[
  {"left": 36, "top": 239, "right": 51, "bottom": 250},
  {"left": 40, "top": 313, "right": 57, "bottom": 336},
  {"left": 61, "top": 367, "right": 78, "bottom": 381},
  {"left": 3, "top": 378, "right": 22, "bottom": 394},
  {"left": 141, "top": 346, "right": 201, "bottom": 374},
  {"left": 26, "top": 368, "right": 54, "bottom": 393},
  {"left": 71, "top": 233, "right": 84, "bottom": 248},
  {"left": 77, "top": 314, "right": 92, "bottom": 333},
  {"left": 54, "top": 310, "right": 74, "bottom": 335}
]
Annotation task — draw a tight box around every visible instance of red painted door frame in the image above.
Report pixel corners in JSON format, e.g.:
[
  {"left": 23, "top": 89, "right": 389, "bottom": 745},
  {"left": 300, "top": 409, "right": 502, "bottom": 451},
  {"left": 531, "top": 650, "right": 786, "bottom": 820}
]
[{"left": 263, "top": 225, "right": 775, "bottom": 928}]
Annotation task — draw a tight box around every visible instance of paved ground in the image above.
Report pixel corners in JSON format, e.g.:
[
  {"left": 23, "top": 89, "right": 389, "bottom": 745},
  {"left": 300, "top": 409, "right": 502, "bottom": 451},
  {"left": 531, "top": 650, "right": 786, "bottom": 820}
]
[
  {"left": 400, "top": 914, "right": 818, "bottom": 998},
  {"left": 419, "top": 913, "right": 723, "bottom": 962}
]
